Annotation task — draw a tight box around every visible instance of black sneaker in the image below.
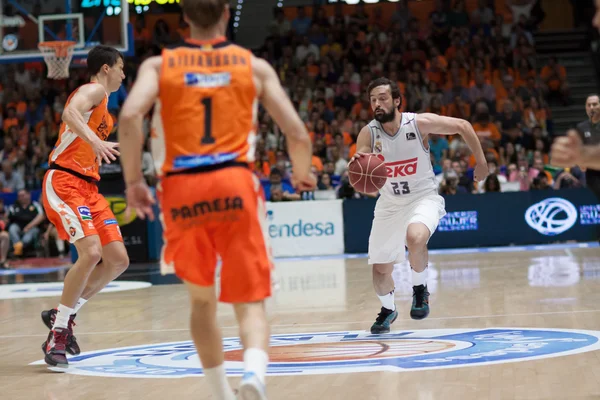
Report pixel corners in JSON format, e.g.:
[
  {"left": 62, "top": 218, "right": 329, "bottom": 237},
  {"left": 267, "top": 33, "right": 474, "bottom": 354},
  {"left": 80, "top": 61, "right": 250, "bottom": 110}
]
[
  {"left": 41, "top": 309, "right": 80, "bottom": 355},
  {"left": 44, "top": 328, "right": 69, "bottom": 367},
  {"left": 370, "top": 306, "right": 398, "bottom": 334},
  {"left": 410, "top": 285, "right": 430, "bottom": 320}
]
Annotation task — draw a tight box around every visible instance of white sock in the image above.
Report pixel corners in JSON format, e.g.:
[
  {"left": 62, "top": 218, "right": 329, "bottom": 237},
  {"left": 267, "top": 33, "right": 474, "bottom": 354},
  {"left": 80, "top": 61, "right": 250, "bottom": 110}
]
[
  {"left": 56, "top": 239, "right": 65, "bottom": 254},
  {"left": 73, "top": 298, "right": 87, "bottom": 314},
  {"left": 54, "top": 304, "right": 73, "bottom": 329},
  {"left": 377, "top": 289, "right": 396, "bottom": 311},
  {"left": 411, "top": 266, "right": 428, "bottom": 287},
  {"left": 243, "top": 348, "right": 269, "bottom": 385},
  {"left": 203, "top": 364, "right": 236, "bottom": 400}
]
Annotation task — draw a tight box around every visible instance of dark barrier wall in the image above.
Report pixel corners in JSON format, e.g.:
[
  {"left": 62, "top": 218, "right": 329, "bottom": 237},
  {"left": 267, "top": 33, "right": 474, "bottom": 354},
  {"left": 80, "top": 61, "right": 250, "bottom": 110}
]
[{"left": 343, "top": 188, "right": 600, "bottom": 253}]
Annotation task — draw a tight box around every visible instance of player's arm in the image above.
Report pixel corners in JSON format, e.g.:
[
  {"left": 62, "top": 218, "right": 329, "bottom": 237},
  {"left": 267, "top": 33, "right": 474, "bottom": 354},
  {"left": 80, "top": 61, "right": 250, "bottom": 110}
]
[
  {"left": 118, "top": 56, "right": 161, "bottom": 186},
  {"left": 348, "top": 125, "right": 372, "bottom": 164},
  {"left": 252, "top": 56, "right": 314, "bottom": 187},
  {"left": 62, "top": 84, "right": 108, "bottom": 146},
  {"left": 417, "top": 113, "right": 489, "bottom": 180}
]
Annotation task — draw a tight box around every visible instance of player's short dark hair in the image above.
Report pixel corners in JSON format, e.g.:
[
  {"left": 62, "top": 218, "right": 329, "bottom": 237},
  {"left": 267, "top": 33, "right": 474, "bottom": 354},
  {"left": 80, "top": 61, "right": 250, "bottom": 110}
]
[
  {"left": 586, "top": 94, "right": 600, "bottom": 102},
  {"left": 87, "top": 45, "right": 123, "bottom": 76},
  {"left": 182, "top": 0, "right": 229, "bottom": 29},
  {"left": 367, "top": 77, "right": 402, "bottom": 110}
]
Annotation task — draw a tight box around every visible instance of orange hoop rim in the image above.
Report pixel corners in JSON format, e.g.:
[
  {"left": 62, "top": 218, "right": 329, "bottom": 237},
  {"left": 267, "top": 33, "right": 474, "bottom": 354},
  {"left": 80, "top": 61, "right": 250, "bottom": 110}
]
[{"left": 38, "top": 41, "right": 77, "bottom": 52}]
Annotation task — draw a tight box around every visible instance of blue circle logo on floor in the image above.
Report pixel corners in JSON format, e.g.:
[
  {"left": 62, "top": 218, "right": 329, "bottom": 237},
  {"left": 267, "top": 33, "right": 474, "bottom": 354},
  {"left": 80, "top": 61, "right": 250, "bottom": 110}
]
[{"left": 30, "top": 328, "right": 600, "bottom": 377}]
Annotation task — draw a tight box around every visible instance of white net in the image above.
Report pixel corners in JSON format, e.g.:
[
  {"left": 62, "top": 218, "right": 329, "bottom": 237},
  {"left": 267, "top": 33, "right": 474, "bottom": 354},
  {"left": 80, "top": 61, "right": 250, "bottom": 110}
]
[{"left": 38, "top": 41, "right": 76, "bottom": 80}]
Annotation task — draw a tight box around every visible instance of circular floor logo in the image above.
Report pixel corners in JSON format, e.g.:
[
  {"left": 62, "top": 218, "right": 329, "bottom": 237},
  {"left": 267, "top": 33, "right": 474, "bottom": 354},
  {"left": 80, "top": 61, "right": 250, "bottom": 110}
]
[
  {"left": 30, "top": 328, "right": 600, "bottom": 377},
  {"left": 0, "top": 281, "right": 151, "bottom": 300}
]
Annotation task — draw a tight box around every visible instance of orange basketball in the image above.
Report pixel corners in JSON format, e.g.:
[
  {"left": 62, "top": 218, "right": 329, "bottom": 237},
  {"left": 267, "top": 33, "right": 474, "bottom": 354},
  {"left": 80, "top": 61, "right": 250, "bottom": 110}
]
[{"left": 348, "top": 154, "right": 387, "bottom": 194}]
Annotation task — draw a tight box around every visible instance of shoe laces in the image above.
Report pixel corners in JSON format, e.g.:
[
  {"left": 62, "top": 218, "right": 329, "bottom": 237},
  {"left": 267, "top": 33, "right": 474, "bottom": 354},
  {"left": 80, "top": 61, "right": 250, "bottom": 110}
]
[
  {"left": 53, "top": 329, "right": 69, "bottom": 351},
  {"left": 375, "top": 307, "right": 392, "bottom": 324},
  {"left": 413, "top": 286, "right": 428, "bottom": 308}
]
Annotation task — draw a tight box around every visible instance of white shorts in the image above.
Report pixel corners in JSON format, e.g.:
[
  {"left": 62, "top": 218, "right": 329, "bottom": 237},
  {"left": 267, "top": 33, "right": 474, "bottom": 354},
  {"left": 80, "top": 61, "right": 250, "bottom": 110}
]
[{"left": 368, "top": 193, "right": 446, "bottom": 265}]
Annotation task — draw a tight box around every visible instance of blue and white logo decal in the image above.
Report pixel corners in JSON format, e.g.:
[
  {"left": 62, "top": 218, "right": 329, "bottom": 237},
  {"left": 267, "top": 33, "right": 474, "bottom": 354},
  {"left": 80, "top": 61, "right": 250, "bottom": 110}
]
[
  {"left": 77, "top": 206, "right": 93, "bottom": 221},
  {"left": 525, "top": 198, "right": 577, "bottom": 235},
  {"left": 438, "top": 211, "right": 478, "bottom": 232},
  {"left": 31, "top": 328, "right": 600, "bottom": 377},
  {"left": 184, "top": 72, "right": 231, "bottom": 88},
  {"left": 580, "top": 205, "right": 600, "bottom": 225}
]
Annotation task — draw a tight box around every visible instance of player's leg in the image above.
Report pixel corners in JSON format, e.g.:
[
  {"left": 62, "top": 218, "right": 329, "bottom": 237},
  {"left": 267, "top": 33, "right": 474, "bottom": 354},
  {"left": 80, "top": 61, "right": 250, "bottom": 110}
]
[
  {"left": 78, "top": 194, "right": 130, "bottom": 302},
  {"left": 43, "top": 235, "right": 102, "bottom": 366},
  {"left": 217, "top": 171, "right": 272, "bottom": 400},
  {"left": 41, "top": 170, "right": 103, "bottom": 366},
  {"left": 185, "top": 280, "right": 236, "bottom": 400},
  {"left": 159, "top": 174, "right": 236, "bottom": 400},
  {"left": 405, "top": 195, "right": 446, "bottom": 320},
  {"left": 367, "top": 198, "right": 402, "bottom": 334}
]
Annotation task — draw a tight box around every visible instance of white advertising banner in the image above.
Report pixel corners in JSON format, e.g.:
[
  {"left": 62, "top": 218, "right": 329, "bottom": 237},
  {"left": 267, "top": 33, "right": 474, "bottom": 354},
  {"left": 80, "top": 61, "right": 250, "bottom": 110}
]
[{"left": 266, "top": 200, "right": 345, "bottom": 257}]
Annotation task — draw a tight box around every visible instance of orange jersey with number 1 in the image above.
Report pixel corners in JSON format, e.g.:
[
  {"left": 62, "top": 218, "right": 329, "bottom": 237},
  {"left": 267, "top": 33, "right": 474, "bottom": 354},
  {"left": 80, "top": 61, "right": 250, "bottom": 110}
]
[
  {"left": 151, "top": 37, "right": 258, "bottom": 177},
  {"left": 153, "top": 37, "right": 272, "bottom": 304}
]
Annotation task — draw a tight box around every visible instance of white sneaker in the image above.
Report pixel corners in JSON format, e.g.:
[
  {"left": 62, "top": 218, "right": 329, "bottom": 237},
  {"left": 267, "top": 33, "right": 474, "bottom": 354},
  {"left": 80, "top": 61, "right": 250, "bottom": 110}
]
[{"left": 238, "top": 372, "right": 267, "bottom": 400}]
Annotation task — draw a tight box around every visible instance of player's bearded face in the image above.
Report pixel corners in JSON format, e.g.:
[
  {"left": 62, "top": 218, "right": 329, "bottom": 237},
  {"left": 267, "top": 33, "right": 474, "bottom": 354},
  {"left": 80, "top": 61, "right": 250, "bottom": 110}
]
[{"left": 373, "top": 104, "right": 396, "bottom": 123}]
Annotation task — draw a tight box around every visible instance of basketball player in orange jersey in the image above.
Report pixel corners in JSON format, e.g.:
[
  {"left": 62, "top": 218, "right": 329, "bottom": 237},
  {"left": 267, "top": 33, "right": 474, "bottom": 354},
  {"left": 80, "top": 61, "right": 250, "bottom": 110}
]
[
  {"left": 40, "top": 45, "right": 129, "bottom": 367},
  {"left": 118, "top": 1, "right": 315, "bottom": 399}
]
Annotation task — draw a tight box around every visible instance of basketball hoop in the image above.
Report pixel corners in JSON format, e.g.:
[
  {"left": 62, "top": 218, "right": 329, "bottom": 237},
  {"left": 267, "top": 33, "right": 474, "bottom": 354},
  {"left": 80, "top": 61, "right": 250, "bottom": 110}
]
[{"left": 38, "top": 41, "right": 77, "bottom": 80}]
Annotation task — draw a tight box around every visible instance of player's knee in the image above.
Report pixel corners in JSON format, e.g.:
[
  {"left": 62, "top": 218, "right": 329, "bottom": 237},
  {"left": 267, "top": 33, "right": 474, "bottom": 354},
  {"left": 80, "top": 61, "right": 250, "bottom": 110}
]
[
  {"left": 111, "top": 252, "right": 130, "bottom": 275},
  {"left": 406, "top": 228, "right": 429, "bottom": 250},
  {"left": 373, "top": 263, "right": 393, "bottom": 276},
  {"left": 81, "top": 245, "right": 103, "bottom": 266}
]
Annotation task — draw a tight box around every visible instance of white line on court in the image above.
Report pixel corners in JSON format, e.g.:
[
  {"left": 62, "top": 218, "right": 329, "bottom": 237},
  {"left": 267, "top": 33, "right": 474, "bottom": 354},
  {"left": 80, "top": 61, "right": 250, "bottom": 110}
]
[{"left": 3, "top": 308, "right": 600, "bottom": 339}]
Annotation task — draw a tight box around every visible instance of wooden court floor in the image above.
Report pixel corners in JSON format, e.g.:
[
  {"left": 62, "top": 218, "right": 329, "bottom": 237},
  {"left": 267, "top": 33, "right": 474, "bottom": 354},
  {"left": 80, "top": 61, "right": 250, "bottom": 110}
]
[{"left": 2, "top": 246, "right": 600, "bottom": 399}]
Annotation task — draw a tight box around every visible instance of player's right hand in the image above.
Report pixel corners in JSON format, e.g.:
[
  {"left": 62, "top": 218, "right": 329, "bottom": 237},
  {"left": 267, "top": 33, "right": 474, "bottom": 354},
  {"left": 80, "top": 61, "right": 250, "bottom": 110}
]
[
  {"left": 348, "top": 152, "right": 369, "bottom": 167},
  {"left": 292, "top": 172, "right": 317, "bottom": 191},
  {"left": 125, "top": 179, "right": 156, "bottom": 221},
  {"left": 93, "top": 140, "right": 121, "bottom": 166}
]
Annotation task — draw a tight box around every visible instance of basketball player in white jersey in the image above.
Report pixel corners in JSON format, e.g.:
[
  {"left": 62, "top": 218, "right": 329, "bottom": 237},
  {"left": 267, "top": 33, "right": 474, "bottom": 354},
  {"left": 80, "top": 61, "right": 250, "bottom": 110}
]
[{"left": 350, "top": 78, "right": 488, "bottom": 333}]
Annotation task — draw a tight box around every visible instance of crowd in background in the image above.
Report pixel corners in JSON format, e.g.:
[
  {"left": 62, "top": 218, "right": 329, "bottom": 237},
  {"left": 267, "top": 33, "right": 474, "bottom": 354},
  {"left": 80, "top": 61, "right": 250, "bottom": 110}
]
[
  {"left": 255, "top": 0, "right": 581, "bottom": 202},
  {"left": 0, "top": 0, "right": 588, "bottom": 261}
]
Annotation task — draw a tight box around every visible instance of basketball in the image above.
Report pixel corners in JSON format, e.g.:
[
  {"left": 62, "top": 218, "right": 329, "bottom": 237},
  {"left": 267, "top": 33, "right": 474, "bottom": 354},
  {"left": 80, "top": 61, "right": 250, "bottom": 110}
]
[{"left": 348, "top": 154, "right": 388, "bottom": 194}]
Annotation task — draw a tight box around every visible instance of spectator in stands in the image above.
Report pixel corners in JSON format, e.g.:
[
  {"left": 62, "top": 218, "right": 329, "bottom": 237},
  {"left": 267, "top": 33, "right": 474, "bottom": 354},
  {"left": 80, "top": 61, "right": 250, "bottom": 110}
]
[
  {"left": 264, "top": 168, "right": 295, "bottom": 201},
  {"left": 540, "top": 56, "right": 570, "bottom": 105},
  {"left": 429, "top": 134, "right": 449, "bottom": 168},
  {"left": 483, "top": 174, "right": 501, "bottom": 192},
  {"left": 451, "top": 160, "right": 475, "bottom": 193},
  {"left": 0, "top": 198, "right": 9, "bottom": 269},
  {"left": 472, "top": 0, "right": 495, "bottom": 25},
  {"left": 554, "top": 167, "right": 585, "bottom": 189},
  {"left": 7, "top": 189, "right": 44, "bottom": 257},
  {"left": 0, "top": 160, "right": 24, "bottom": 192},
  {"left": 42, "top": 224, "right": 67, "bottom": 258},
  {"left": 292, "top": 6, "right": 312, "bottom": 36}
]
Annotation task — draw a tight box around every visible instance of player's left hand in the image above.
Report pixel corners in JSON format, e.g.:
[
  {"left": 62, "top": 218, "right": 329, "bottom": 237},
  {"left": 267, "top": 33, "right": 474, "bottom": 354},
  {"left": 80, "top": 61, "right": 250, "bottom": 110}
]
[
  {"left": 292, "top": 172, "right": 317, "bottom": 191},
  {"left": 125, "top": 179, "right": 156, "bottom": 221},
  {"left": 551, "top": 130, "right": 583, "bottom": 167},
  {"left": 473, "top": 163, "right": 489, "bottom": 182}
]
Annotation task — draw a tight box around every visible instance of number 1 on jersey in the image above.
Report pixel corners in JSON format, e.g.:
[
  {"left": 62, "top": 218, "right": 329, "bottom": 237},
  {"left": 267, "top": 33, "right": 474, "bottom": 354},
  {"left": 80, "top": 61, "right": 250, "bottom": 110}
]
[{"left": 201, "top": 97, "right": 215, "bottom": 144}]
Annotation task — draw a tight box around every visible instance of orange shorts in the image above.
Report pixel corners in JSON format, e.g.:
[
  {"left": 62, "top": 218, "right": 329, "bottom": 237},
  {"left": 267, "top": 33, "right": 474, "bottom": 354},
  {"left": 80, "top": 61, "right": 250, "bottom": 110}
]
[
  {"left": 158, "top": 166, "right": 272, "bottom": 303},
  {"left": 42, "top": 169, "right": 123, "bottom": 246}
]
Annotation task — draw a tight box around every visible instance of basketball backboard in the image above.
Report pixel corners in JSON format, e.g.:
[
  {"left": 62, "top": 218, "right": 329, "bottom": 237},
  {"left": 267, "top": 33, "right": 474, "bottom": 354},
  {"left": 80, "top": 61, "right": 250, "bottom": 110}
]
[{"left": 0, "top": 0, "right": 133, "bottom": 63}]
